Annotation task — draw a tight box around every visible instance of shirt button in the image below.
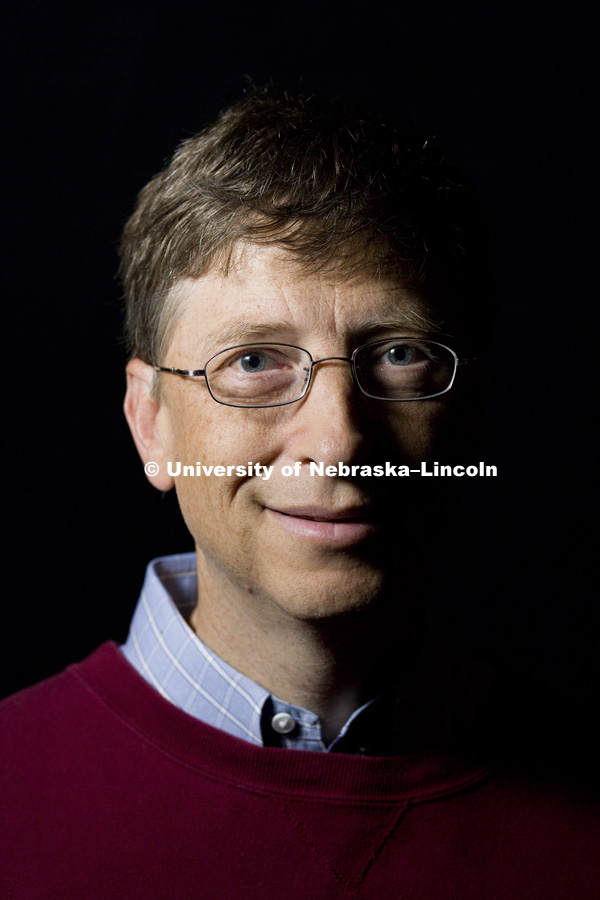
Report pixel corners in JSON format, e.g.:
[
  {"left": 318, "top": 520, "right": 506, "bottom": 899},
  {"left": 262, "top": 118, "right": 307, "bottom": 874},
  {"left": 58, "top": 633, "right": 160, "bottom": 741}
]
[{"left": 271, "top": 712, "right": 296, "bottom": 735}]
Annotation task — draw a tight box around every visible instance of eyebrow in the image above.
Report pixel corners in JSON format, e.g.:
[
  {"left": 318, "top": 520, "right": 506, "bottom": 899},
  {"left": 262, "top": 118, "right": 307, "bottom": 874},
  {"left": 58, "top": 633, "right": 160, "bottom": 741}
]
[
  {"left": 358, "top": 313, "right": 445, "bottom": 339},
  {"left": 203, "top": 320, "right": 296, "bottom": 349},
  {"left": 203, "top": 310, "right": 444, "bottom": 350}
]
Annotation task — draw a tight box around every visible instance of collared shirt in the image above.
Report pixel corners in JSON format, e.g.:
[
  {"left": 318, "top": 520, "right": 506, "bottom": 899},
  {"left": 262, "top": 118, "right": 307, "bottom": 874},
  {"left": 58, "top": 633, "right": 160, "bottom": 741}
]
[{"left": 121, "top": 553, "right": 394, "bottom": 753}]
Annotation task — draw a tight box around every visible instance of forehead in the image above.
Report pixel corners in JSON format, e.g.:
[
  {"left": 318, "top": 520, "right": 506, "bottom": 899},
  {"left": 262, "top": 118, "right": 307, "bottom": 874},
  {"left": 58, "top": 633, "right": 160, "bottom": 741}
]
[{"left": 166, "top": 244, "right": 442, "bottom": 357}]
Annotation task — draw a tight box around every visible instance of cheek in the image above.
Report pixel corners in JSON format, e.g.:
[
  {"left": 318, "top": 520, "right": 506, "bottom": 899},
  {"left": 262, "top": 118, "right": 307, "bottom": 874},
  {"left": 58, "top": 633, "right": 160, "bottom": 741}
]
[
  {"left": 171, "top": 393, "right": 276, "bottom": 463},
  {"left": 167, "top": 401, "right": 281, "bottom": 530},
  {"left": 381, "top": 403, "right": 448, "bottom": 460}
]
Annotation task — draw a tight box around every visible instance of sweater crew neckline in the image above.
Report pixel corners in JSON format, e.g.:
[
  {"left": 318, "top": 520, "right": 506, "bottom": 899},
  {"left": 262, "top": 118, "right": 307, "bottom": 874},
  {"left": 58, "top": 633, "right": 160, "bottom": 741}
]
[{"left": 70, "top": 642, "right": 499, "bottom": 805}]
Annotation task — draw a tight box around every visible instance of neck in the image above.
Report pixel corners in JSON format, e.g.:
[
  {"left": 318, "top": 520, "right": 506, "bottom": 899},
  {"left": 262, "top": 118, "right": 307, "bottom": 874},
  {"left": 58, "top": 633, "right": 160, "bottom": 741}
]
[{"left": 189, "top": 556, "right": 430, "bottom": 745}]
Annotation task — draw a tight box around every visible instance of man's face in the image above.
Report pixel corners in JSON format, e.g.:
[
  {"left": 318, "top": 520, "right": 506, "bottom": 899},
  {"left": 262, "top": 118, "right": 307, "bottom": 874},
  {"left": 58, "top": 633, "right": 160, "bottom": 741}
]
[{"left": 144, "top": 244, "right": 465, "bottom": 626}]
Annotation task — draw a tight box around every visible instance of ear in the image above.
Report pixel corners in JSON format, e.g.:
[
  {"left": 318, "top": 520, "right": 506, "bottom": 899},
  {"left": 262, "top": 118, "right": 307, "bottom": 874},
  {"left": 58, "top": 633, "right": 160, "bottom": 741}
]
[{"left": 124, "top": 359, "right": 175, "bottom": 491}]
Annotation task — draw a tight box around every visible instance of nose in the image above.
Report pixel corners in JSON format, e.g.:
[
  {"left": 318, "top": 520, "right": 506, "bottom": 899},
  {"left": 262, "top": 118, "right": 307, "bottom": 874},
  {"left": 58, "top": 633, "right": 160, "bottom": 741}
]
[{"left": 286, "top": 356, "right": 371, "bottom": 467}]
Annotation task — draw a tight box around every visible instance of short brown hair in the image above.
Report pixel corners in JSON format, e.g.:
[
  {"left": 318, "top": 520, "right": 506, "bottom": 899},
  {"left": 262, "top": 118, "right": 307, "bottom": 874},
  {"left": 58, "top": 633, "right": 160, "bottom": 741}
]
[{"left": 120, "top": 90, "right": 488, "bottom": 364}]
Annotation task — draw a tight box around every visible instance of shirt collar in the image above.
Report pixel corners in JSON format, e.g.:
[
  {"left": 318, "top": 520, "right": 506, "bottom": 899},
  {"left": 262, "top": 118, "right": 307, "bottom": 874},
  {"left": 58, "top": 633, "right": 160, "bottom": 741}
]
[{"left": 122, "top": 553, "right": 267, "bottom": 745}]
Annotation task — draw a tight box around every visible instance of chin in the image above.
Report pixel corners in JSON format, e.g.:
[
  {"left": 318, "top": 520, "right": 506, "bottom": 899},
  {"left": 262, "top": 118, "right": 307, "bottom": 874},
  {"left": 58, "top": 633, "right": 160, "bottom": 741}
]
[{"left": 261, "top": 562, "right": 387, "bottom": 623}]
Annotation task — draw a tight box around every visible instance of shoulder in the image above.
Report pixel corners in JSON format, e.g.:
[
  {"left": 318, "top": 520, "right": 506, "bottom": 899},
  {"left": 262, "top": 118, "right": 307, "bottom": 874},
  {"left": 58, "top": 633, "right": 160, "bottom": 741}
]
[
  {"left": 1, "top": 642, "right": 121, "bottom": 723},
  {"left": 0, "top": 643, "right": 129, "bottom": 775}
]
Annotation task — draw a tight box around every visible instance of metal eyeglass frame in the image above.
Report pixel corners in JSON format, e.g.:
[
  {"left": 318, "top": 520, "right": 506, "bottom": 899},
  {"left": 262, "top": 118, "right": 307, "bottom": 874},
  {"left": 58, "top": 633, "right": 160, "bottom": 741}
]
[{"left": 153, "top": 338, "right": 474, "bottom": 409}]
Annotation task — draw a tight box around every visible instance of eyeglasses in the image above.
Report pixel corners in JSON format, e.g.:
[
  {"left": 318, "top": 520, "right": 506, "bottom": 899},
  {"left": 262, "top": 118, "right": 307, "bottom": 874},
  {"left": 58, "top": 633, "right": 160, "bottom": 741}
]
[{"left": 154, "top": 338, "right": 472, "bottom": 409}]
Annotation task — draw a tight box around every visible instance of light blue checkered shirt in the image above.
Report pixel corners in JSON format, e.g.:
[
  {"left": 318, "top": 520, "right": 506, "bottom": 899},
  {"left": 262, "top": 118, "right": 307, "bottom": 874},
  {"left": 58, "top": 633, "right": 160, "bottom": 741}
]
[{"left": 121, "top": 553, "right": 383, "bottom": 752}]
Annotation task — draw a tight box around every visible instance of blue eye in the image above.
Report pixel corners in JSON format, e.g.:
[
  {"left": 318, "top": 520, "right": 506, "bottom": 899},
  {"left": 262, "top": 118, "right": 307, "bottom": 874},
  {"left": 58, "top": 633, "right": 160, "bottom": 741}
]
[
  {"left": 384, "top": 345, "right": 416, "bottom": 366},
  {"left": 239, "top": 352, "right": 268, "bottom": 372}
]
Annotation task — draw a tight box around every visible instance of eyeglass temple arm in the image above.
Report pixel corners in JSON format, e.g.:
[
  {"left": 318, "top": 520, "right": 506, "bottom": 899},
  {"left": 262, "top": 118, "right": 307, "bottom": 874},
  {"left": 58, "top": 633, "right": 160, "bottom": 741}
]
[{"left": 154, "top": 365, "right": 206, "bottom": 377}]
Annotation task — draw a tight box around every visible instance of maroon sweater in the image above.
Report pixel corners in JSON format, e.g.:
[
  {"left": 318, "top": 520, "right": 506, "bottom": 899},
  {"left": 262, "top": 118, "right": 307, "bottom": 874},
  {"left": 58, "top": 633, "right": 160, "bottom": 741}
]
[{"left": 1, "top": 642, "right": 598, "bottom": 899}]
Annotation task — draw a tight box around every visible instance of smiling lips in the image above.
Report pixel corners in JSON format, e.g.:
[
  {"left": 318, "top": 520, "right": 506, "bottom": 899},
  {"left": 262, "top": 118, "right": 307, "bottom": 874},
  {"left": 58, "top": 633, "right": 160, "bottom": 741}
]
[{"left": 266, "top": 505, "right": 380, "bottom": 544}]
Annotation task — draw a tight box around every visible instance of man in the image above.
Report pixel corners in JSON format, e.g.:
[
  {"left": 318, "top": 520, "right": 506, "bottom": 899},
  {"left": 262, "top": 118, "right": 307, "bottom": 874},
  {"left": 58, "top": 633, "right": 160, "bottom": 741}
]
[{"left": 1, "top": 91, "right": 598, "bottom": 898}]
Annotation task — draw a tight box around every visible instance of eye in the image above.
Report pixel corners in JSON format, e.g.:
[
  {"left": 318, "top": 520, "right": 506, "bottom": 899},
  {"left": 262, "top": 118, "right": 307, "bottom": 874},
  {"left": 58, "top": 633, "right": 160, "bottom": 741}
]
[
  {"left": 232, "top": 351, "right": 277, "bottom": 373},
  {"left": 230, "top": 347, "right": 290, "bottom": 375},
  {"left": 383, "top": 345, "right": 417, "bottom": 366}
]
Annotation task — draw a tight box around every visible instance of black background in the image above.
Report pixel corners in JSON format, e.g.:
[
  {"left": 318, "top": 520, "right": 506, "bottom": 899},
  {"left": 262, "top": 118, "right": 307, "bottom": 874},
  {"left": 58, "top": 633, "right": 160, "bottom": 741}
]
[{"left": 2, "top": 0, "right": 597, "bottom": 700}]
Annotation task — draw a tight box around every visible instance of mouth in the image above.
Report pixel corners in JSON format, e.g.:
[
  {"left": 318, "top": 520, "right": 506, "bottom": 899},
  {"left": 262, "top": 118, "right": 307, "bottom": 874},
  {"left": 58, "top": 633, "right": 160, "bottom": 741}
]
[{"left": 265, "top": 505, "right": 380, "bottom": 544}]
